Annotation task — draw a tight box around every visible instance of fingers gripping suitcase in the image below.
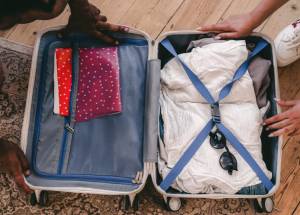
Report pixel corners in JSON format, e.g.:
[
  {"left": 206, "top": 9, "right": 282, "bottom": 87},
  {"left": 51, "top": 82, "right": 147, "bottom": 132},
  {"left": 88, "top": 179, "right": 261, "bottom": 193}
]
[{"left": 21, "top": 26, "right": 282, "bottom": 212}]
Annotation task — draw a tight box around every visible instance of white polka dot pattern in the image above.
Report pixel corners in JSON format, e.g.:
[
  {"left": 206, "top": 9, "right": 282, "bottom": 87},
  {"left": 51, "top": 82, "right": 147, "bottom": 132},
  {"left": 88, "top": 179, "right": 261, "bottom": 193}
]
[{"left": 75, "top": 47, "right": 122, "bottom": 122}]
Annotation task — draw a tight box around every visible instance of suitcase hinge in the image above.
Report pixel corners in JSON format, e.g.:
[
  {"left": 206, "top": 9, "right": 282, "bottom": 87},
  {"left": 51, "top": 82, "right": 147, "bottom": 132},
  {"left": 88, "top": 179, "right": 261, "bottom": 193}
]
[{"left": 132, "top": 171, "right": 143, "bottom": 184}]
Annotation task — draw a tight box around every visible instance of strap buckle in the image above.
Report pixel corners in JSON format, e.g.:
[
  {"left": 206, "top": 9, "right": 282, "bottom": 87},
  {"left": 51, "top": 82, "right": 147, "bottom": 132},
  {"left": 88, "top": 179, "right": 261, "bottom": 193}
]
[{"left": 211, "top": 103, "right": 221, "bottom": 124}]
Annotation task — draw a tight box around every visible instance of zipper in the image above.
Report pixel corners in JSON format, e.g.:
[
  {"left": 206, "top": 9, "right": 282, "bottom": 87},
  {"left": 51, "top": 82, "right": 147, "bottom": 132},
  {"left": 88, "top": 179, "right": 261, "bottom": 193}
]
[
  {"left": 76, "top": 37, "right": 148, "bottom": 48},
  {"left": 57, "top": 42, "right": 79, "bottom": 174},
  {"left": 65, "top": 124, "right": 74, "bottom": 133},
  {"left": 34, "top": 168, "right": 137, "bottom": 185},
  {"left": 57, "top": 117, "right": 69, "bottom": 174},
  {"left": 117, "top": 38, "right": 148, "bottom": 46}
]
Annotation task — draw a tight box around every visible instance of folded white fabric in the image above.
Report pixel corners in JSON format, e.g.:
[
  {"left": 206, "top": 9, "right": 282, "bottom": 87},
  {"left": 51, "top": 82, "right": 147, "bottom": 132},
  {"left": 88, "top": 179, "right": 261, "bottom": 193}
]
[{"left": 159, "top": 40, "right": 272, "bottom": 194}]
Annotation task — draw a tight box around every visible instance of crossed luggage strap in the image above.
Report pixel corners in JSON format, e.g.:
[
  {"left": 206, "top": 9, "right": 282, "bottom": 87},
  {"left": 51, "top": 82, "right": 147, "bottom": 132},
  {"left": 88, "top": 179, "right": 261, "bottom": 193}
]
[{"left": 159, "top": 38, "right": 274, "bottom": 192}]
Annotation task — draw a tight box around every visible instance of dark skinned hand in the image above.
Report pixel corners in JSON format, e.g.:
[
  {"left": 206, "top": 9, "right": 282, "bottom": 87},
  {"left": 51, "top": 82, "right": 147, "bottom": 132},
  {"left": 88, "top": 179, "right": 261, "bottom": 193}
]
[
  {"left": 59, "top": 0, "right": 128, "bottom": 44},
  {"left": 0, "top": 138, "right": 32, "bottom": 193}
]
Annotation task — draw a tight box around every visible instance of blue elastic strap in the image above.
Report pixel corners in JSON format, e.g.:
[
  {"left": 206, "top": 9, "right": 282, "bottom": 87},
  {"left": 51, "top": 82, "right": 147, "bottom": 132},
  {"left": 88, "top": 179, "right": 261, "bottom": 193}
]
[
  {"left": 159, "top": 38, "right": 273, "bottom": 191},
  {"left": 159, "top": 120, "right": 214, "bottom": 191},
  {"left": 217, "top": 123, "right": 274, "bottom": 190},
  {"left": 161, "top": 39, "right": 268, "bottom": 104},
  {"left": 161, "top": 39, "right": 216, "bottom": 104},
  {"left": 218, "top": 40, "right": 268, "bottom": 101}
]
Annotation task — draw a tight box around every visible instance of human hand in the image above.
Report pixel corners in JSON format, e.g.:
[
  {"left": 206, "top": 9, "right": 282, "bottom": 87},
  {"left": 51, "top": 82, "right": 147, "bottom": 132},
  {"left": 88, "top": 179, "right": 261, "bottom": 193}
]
[
  {"left": 197, "top": 14, "right": 257, "bottom": 39},
  {"left": 60, "top": 1, "right": 128, "bottom": 44},
  {"left": 264, "top": 99, "right": 300, "bottom": 137},
  {"left": 0, "top": 139, "right": 32, "bottom": 193}
]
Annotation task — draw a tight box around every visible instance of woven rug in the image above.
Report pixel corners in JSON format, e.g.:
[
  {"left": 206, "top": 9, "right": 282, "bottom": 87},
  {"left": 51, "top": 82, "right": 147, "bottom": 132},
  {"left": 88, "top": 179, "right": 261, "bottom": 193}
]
[{"left": 0, "top": 38, "right": 257, "bottom": 215}]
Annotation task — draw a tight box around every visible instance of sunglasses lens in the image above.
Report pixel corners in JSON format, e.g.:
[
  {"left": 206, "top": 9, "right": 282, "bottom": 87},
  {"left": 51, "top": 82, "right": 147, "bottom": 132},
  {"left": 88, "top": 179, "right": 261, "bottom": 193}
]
[
  {"left": 209, "top": 131, "right": 226, "bottom": 149},
  {"left": 210, "top": 129, "right": 239, "bottom": 175},
  {"left": 219, "top": 151, "right": 238, "bottom": 175}
]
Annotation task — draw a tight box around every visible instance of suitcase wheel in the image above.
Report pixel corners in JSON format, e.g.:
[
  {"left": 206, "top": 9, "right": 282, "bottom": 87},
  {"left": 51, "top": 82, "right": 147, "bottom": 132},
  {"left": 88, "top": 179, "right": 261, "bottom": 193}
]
[
  {"left": 166, "top": 197, "right": 182, "bottom": 212},
  {"left": 29, "top": 191, "right": 49, "bottom": 206},
  {"left": 119, "top": 195, "right": 130, "bottom": 211},
  {"left": 132, "top": 195, "right": 140, "bottom": 211},
  {"left": 29, "top": 193, "right": 37, "bottom": 206},
  {"left": 119, "top": 195, "right": 140, "bottom": 211},
  {"left": 39, "top": 190, "right": 49, "bottom": 206},
  {"left": 253, "top": 197, "right": 274, "bottom": 213}
]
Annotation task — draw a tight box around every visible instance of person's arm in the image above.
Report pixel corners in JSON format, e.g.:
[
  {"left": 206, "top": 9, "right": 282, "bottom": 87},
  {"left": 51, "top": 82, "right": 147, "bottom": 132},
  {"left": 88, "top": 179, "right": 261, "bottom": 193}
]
[
  {"left": 198, "top": 0, "right": 289, "bottom": 39},
  {"left": 18, "top": 0, "right": 68, "bottom": 23},
  {"left": 0, "top": 139, "right": 32, "bottom": 193},
  {"left": 61, "top": 0, "right": 128, "bottom": 44},
  {"left": 12, "top": 0, "right": 127, "bottom": 44},
  {"left": 0, "top": 67, "right": 30, "bottom": 193}
]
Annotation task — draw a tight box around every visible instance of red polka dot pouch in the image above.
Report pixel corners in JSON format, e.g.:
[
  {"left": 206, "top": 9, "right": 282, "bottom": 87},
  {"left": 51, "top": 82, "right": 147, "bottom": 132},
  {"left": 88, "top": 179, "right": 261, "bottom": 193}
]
[{"left": 53, "top": 47, "right": 122, "bottom": 122}]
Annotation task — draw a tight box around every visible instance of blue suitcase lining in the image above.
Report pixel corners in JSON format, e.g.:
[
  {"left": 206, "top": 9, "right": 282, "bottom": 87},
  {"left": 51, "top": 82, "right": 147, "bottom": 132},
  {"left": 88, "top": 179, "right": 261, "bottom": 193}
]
[{"left": 30, "top": 31, "right": 149, "bottom": 185}]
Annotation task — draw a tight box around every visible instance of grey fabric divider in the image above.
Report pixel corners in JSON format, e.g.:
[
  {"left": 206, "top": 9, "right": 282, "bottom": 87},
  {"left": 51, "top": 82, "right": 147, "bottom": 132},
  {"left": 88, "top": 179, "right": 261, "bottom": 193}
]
[
  {"left": 36, "top": 41, "right": 71, "bottom": 174},
  {"left": 26, "top": 174, "right": 139, "bottom": 192},
  {"left": 143, "top": 59, "right": 161, "bottom": 162},
  {"left": 65, "top": 44, "right": 148, "bottom": 178}
]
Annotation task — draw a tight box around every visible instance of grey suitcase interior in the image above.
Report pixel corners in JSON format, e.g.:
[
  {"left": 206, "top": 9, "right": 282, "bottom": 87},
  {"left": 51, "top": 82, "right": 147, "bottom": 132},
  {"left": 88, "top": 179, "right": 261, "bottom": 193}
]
[{"left": 21, "top": 26, "right": 282, "bottom": 210}]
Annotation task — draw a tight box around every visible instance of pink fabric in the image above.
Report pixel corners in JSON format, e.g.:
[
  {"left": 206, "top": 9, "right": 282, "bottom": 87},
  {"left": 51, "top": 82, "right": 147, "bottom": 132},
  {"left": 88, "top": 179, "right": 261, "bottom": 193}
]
[{"left": 75, "top": 47, "right": 122, "bottom": 122}]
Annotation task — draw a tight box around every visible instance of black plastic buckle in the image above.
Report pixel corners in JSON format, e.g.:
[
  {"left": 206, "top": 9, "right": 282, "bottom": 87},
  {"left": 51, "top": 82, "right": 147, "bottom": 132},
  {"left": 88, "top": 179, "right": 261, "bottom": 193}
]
[{"left": 211, "top": 103, "right": 221, "bottom": 124}]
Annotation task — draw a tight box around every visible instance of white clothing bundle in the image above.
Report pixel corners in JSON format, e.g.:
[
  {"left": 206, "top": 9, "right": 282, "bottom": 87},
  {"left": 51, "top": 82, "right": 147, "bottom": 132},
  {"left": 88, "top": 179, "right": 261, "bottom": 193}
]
[{"left": 158, "top": 40, "right": 272, "bottom": 194}]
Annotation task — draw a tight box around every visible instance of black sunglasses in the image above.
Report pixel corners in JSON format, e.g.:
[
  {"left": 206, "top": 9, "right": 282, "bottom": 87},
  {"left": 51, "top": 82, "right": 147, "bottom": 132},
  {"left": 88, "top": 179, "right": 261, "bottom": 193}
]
[{"left": 209, "top": 129, "right": 238, "bottom": 175}]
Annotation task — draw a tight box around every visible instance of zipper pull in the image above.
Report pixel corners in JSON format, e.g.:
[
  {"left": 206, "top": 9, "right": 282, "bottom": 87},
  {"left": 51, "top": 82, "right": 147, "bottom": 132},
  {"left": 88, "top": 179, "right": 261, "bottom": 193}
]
[{"left": 65, "top": 124, "right": 74, "bottom": 133}]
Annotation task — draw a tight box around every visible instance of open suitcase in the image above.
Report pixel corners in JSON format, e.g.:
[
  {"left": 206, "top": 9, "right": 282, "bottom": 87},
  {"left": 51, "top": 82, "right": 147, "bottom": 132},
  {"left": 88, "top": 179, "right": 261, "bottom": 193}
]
[{"left": 21, "top": 26, "right": 282, "bottom": 213}]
